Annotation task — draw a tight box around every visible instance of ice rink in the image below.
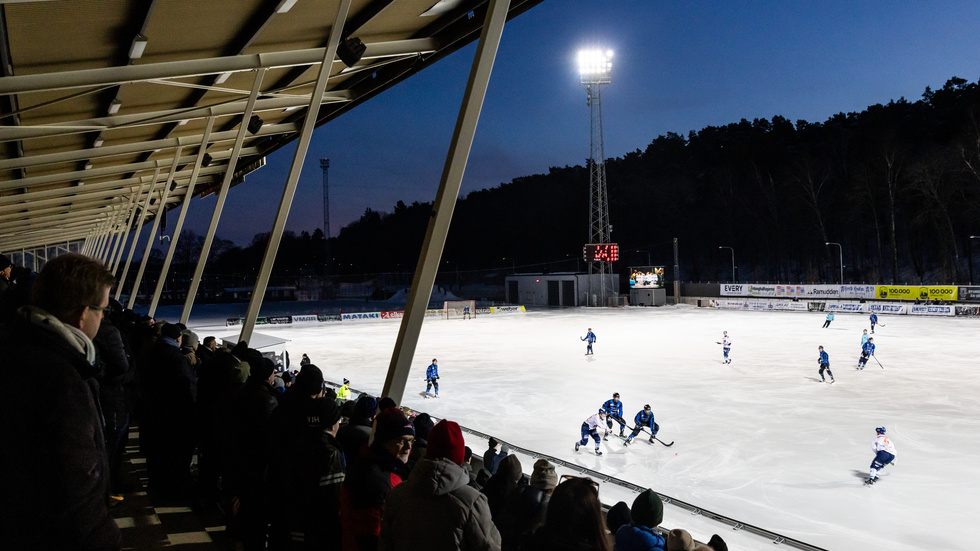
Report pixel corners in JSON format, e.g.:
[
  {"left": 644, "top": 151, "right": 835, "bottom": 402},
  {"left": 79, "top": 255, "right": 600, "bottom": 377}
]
[{"left": 177, "top": 304, "right": 980, "bottom": 550}]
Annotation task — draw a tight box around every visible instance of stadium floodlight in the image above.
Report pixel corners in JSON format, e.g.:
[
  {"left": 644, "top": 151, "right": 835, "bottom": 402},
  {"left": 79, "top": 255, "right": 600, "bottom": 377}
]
[
  {"left": 578, "top": 49, "right": 613, "bottom": 84},
  {"left": 825, "top": 242, "right": 843, "bottom": 284},
  {"left": 719, "top": 246, "right": 735, "bottom": 283}
]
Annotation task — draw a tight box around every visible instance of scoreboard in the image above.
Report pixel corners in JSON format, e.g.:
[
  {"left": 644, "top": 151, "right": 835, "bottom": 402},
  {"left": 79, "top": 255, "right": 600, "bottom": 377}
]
[{"left": 583, "top": 243, "right": 619, "bottom": 262}]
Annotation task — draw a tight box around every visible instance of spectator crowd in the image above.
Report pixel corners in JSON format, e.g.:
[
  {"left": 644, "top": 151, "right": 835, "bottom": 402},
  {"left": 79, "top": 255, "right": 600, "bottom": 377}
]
[{"left": 0, "top": 253, "right": 728, "bottom": 551}]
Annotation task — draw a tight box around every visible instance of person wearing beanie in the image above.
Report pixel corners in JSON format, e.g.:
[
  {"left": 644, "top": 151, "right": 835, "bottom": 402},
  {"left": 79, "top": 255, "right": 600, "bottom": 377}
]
[
  {"left": 337, "top": 377, "right": 351, "bottom": 405},
  {"left": 381, "top": 420, "right": 501, "bottom": 551},
  {"left": 139, "top": 317, "right": 197, "bottom": 499},
  {"left": 483, "top": 436, "right": 508, "bottom": 476},
  {"left": 338, "top": 394, "right": 378, "bottom": 468},
  {"left": 666, "top": 528, "right": 695, "bottom": 551},
  {"left": 497, "top": 459, "right": 556, "bottom": 550},
  {"left": 340, "top": 398, "right": 357, "bottom": 422},
  {"left": 340, "top": 407, "right": 415, "bottom": 551},
  {"left": 606, "top": 501, "right": 632, "bottom": 535},
  {"left": 707, "top": 534, "right": 728, "bottom": 551},
  {"left": 294, "top": 364, "right": 325, "bottom": 397},
  {"left": 407, "top": 412, "right": 435, "bottom": 471},
  {"left": 482, "top": 453, "right": 523, "bottom": 522},
  {"left": 615, "top": 488, "right": 666, "bottom": 551},
  {"left": 225, "top": 354, "right": 279, "bottom": 549},
  {"left": 378, "top": 396, "right": 397, "bottom": 410},
  {"left": 268, "top": 396, "right": 345, "bottom": 549}
]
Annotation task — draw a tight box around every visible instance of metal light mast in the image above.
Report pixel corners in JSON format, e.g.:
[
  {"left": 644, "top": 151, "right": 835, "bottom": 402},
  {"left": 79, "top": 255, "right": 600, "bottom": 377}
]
[
  {"left": 579, "top": 49, "right": 613, "bottom": 306},
  {"left": 320, "top": 158, "right": 331, "bottom": 238}
]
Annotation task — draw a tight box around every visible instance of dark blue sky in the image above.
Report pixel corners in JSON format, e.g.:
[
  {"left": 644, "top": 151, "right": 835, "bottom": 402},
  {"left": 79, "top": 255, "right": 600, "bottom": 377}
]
[{"left": 173, "top": 1, "right": 980, "bottom": 247}]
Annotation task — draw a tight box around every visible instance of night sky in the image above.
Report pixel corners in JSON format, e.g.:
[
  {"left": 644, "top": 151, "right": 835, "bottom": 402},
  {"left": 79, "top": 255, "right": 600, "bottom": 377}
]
[{"left": 173, "top": 1, "right": 980, "bottom": 247}]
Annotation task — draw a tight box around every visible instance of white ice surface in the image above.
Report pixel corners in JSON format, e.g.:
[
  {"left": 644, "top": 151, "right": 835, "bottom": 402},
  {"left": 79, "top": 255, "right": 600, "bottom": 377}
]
[{"left": 181, "top": 305, "right": 980, "bottom": 550}]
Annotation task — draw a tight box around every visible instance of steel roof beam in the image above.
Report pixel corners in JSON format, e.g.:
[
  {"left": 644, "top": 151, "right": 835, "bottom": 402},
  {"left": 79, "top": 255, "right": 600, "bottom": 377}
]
[
  {"left": 0, "top": 146, "right": 258, "bottom": 190},
  {"left": 0, "top": 93, "right": 345, "bottom": 142},
  {"left": 0, "top": 39, "right": 438, "bottom": 95},
  {"left": 0, "top": 122, "right": 297, "bottom": 171}
]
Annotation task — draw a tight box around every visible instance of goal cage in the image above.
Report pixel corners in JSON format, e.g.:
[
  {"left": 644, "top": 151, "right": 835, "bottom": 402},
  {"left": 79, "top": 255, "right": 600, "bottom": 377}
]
[{"left": 445, "top": 300, "right": 476, "bottom": 319}]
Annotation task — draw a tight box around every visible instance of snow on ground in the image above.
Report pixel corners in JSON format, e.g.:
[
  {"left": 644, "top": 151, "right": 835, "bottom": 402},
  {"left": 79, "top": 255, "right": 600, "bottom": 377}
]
[{"left": 175, "top": 304, "right": 980, "bottom": 550}]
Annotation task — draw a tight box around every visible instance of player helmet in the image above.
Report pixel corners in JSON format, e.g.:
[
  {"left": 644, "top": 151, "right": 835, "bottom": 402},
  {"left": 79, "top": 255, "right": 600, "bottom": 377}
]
[
  {"left": 875, "top": 427, "right": 886, "bottom": 435},
  {"left": 598, "top": 408, "right": 606, "bottom": 415},
  {"left": 613, "top": 392, "right": 620, "bottom": 398},
  {"left": 643, "top": 404, "right": 651, "bottom": 410}
]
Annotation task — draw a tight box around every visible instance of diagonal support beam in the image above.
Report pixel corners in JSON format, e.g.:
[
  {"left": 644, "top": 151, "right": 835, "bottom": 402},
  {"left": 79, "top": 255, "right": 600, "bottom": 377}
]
[
  {"left": 127, "top": 147, "right": 182, "bottom": 309},
  {"left": 180, "top": 69, "right": 266, "bottom": 324},
  {"left": 382, "top": 0, "right": 510, "bottom": 404},
  {"left": 238, "top": 0, "right": 352, "bottom": 344},
  {"left": 148, "top": 117, "right": 213, "bottom": 318},
  {"left": 115, "top": 166, "right": 160, "bottom": 299}
]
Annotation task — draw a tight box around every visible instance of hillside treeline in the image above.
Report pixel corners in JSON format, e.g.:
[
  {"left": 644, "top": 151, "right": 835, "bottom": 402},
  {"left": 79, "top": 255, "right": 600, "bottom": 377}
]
[{"left": 180, "top": 77, "right": 980, "bottom": 286}]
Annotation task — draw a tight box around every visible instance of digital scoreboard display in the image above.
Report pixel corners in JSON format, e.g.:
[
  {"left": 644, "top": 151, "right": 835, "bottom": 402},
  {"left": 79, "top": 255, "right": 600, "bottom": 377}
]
[
  {"left": 583, "top": 243, "right": 619, "bottom": 262},
  {"left": 629, "top": 266, "right": 665, "bottom": 289}
]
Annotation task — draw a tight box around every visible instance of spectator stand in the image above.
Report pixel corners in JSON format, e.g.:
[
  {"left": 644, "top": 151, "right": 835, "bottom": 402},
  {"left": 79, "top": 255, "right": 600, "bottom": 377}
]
[{"left": 335, "top": 378, "right": 831, "bottom": 551}]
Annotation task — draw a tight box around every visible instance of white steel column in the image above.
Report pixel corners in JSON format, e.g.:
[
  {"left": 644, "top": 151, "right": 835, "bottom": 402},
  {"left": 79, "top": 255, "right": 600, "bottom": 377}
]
[
  {"left": 115, "top": 167, "right": 160, "bottom": 300},
  {"left": 127, "top": 148, "right": 183, "bottom": 310},
  {"left": 180, "top": 71, "right": 266, "bottom": 325},
  {"left": 148, "top": 117, "right": 214, "bottom": 318},
  {"left": 111, "top": 184, "right": 148, "bottom": 276},
  {"left": 239, "top": 1, "right": 351, "bottom": 344},
  {"left": 382, "top": 0, "right": 510, "bottom": 403},
  {"left": 106, "top": 193, "right": 136, "bottom": 270},
  {"left": 97, "top": 207, "right": 121, "bottom": 261}
]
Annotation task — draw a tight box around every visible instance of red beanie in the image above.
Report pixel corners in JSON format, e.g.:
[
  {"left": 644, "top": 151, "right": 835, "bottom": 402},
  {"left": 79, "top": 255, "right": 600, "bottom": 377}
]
[{"left": 426, "top": 420, "right": 466, "bottom": 465}]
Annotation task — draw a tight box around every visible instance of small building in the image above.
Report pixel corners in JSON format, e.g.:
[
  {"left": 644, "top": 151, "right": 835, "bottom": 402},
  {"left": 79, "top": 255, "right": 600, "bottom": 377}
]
[{"left": 505, "top": 272, "right": 619, "bottom": 307}]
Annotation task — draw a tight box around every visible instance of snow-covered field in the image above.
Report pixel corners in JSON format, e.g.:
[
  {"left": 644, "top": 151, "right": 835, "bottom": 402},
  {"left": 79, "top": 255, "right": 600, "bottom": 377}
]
[{"left": 171, "top": 304, "right": 980, "bottom": 550}]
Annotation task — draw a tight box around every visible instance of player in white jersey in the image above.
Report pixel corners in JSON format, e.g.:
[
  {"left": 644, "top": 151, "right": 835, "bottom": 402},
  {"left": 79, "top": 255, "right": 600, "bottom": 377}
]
[
  {"left": 575, "top": 408, "right": 606, "bottom": 456},
  {"left": 866, "top": 426, "right": 897, "bottom": 485},
  {"left": 716, "top": 331, "right": 732, "bottom": 364}
]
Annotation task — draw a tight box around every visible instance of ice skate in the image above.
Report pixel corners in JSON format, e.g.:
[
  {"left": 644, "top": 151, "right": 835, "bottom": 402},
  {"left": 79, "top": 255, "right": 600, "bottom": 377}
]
[
  {"left": 649, "top": 437, "right": 655, "bottom": 443},
  {"left": 574, "top": 442, "right": 580, "bottom": 452},
  {"left": 624, "top": 439, "right": 631, "bottom": 446},
  {"left": 594, "top": 449, "right": 602, "bottom": 456}
]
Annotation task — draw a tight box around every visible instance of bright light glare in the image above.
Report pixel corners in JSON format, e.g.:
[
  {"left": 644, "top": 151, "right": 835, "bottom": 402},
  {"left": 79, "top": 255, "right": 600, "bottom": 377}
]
[{"left": 577, "top": 49, "right": 613, "bottom": 77}]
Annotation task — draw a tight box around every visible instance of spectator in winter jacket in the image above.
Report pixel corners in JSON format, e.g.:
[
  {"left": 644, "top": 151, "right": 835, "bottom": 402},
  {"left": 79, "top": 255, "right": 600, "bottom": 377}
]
[
  {"left": 93, "top": 307, "right": 136, "bottom": 497},
  {"left": 268, "top": 396, "right": 345, "bottom": 550},
  {"left": 0, "top": 253, "right": 122, "bottom": 550},
  {"left": 337, "top": 394, "right": 377, "bottom": 466},
  {"left": 499, "top": 459, "right": 556, "bottom": 550},
  {"left": 482, "top": 454, "right": 522, "bottom": 523},
  {"left": 380, "top": 419, "right": 501, "bottom": 551},
  {"left": 227, "top": 356, "right": 279, "bottom": 550},
  {"left": 407, "top": 412, "right": 434, "bottom": 472},
  {"left": 614, "top": 488, "right": 666, "bottom": 551},
  {"left": 139, "top": 321, "right": 197, "bottom": 499},
  {"left": 521, "top": 476, "right": 612, "bottom": 551},
  {"left": 483, "top": 437, "right": 508, "bottom": 475},
  {"left": 340, "top": 407, "right": 414, "bottom": 551}
]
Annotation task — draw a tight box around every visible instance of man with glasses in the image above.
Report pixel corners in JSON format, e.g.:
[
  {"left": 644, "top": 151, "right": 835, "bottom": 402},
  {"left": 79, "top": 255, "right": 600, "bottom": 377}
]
[{"left": 0, "top": 253, "right": 121, "bottom": 550}]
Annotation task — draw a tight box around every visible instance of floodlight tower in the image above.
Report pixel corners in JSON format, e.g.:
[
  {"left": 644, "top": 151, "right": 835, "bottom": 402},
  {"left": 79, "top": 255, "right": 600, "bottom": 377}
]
[{"left": 579, "top": 49, "right": 613, "bottom": 306}]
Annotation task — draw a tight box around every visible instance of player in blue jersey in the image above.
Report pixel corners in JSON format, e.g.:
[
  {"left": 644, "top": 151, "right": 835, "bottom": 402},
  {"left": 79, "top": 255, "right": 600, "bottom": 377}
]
[
  {"left": 624, "top": 405, "right": 658, "bottom": 446},
  {"left": 601, "top": 392, "right": 626, "bottom": 439},
  {"left": 869, "top": 312, "right": 878, "bottom": 334},
  {"left": 581, "top": 328, "right": 597, "bottom": 355},
  {"left": 858, "top": 337, "right": 875, "bottom": 370},
  {"left": 424, "top": 358, "right": 439, "bottom": 398},
  {"left": 818, "top": 346, "right": 835, "bottom": 383}
]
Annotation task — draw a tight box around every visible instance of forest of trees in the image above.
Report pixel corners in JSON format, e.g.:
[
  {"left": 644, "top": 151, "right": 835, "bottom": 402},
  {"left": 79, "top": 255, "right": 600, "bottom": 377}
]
[{"left": 155, "top": 76, "right": 980, "bottom": 291}]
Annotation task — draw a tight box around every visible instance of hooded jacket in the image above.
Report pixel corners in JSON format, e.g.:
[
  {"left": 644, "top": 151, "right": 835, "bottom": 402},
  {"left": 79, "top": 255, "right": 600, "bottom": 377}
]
[{"left": 380, "top": 457, "right": 500, "bottom": 551}]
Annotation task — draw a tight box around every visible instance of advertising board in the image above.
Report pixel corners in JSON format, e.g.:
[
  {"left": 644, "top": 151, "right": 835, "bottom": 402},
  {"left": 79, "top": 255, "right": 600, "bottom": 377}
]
[
  {"left": 908, "top": 305, "right": 954, "bottom": 316},
  {"left": 875, "top": 286, "right": 958, "bottom": 301},
  {"left": 958, "top": 286, "right": 980, "bottom": 301},
  {"left": 291, "top": 315, "right": 318, "bottom": 323}
]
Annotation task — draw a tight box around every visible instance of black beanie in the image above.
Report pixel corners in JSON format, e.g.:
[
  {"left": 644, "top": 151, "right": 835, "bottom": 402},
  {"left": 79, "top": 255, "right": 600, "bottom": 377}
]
[
  {"left": 295, "top": 364, "right": 324, "bottom": 395},
  {"left": 606, "top": 501, "right": 632, "bottom": 535},
  {"left": 160, "top": 322, "right": 182, "bottom": 340},
  {"left": 307, "top": 397, "right": 341, "bottom": 429},
  {"left": 0, "top": 255, "right": 11, "bottom": 271}
]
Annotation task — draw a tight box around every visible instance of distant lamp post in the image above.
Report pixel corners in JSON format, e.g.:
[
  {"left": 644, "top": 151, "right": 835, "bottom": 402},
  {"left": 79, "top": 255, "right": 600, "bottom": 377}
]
[
  {"left": 718, "top": 246, "right": 735, "bottom": 283},
  {"left": 825, "top": 242, "right": 843, "bottom": 284},
  {"left": 970, "top": 236, "right": 980, "bottom": 285},
  {"left": 635, "top": 249, "right": 651, "bottom": 265}
]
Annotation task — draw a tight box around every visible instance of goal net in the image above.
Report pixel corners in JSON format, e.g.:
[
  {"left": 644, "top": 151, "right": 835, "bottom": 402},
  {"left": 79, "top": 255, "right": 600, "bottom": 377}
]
[{"left": 445, "top": 300, "right": 476, "bottom": 319}]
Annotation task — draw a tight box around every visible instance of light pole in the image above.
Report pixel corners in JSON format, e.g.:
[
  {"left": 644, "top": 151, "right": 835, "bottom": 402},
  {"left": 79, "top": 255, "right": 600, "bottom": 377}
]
[
  {"left": 825, "top": 242, "right": 843, "bottom": 284},
  {"left": 635, "top": 249, "right": 651, "bottom": 265},
  {"left": 970, "top": 236, "right": 980, "bottom": 285},
  {"left": 579, "top": 48, "right": 613, "bottom": 306},
  {"left": 718, "top": 246, "right": 735, "bottom": 283}
]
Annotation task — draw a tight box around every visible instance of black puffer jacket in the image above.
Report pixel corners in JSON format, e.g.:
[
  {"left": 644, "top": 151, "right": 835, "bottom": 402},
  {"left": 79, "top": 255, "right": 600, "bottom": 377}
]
[{"left": 0, "top": 307, "right": 121, "bottom": 550}]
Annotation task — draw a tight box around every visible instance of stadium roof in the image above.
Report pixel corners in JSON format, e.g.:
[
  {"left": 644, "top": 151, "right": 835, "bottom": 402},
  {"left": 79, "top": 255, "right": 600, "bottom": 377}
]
[{"left": 0, "top": 0, "right": 542, "bottom": 252}]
